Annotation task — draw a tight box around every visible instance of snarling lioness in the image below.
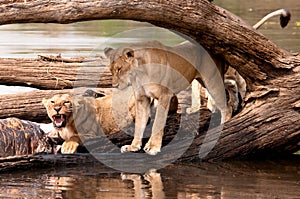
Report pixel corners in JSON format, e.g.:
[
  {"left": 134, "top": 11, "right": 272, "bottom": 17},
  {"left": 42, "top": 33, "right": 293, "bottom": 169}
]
[
  {"left": 43, "top": 90, "right": 178, "bottom": 154},
  {"left": 43, "top": 94, "right": 82, "bottom": 154},
  {"left": 105, "top": 40, "right": 227, "bottom": 155},
  {"left": 43, "top": 92, "right": 135, "bottom": 153}
]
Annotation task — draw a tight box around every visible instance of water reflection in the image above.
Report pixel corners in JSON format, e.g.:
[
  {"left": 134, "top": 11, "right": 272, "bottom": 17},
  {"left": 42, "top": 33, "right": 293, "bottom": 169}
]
[{"left": 1, "top": 159, "right": 300, "bottom": 198}]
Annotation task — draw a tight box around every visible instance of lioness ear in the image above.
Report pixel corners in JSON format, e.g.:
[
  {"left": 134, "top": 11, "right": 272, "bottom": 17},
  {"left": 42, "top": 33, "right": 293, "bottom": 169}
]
[
  {"left": 122, "top": 48, "right": 134, "bottom": 59},
  {"left": 104, "top": 47, "right": 115, "bottom": 58}
]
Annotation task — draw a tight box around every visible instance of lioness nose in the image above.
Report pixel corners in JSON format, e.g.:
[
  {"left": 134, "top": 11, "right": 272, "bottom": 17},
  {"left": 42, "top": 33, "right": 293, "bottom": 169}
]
[{"left": 54, "top": 107, "right": 61, "bottom": 112}]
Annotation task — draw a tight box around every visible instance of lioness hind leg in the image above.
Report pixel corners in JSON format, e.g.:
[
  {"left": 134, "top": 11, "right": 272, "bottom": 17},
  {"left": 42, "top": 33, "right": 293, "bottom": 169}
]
[
  {"left": 206, "top": 91, "right": 216, "bottom": 113},
  {"left": 186, "top": 80, "right": 202, "bottom": 114},
  {"left": 121, "top": 96, "right": 150, "bottom": 153},
  {"left": 144, "top": 93, "right": 172, "bottom": 155}
]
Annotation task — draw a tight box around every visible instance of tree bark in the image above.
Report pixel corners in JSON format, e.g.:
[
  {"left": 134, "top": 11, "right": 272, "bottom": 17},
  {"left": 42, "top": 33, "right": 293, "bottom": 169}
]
[
  {"left": 0, "top": 0, "right": 298, "bottom": 83},
  {"left": 0, "top": 89, "right": 70, "bottom": 122},
  {"left": 0, "top": 56, "right": 111, "bottom": 89},
  {"left": 0, "top": 0, "right": 299, "bottom": 162},
  {"left": 0, "top": 87, "right": 115, "bottom": 122}
]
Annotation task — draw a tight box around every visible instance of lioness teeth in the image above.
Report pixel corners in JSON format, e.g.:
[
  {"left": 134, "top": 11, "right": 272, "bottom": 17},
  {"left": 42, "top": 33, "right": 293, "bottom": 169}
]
[{"left": 53, "top": 115, "right": 65, "bottom": 125}]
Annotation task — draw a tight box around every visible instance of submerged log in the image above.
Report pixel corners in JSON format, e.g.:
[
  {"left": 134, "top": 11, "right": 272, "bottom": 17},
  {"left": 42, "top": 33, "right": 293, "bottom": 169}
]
[{"left": 0, "top": 0, "right": 299, "bottom": 165}]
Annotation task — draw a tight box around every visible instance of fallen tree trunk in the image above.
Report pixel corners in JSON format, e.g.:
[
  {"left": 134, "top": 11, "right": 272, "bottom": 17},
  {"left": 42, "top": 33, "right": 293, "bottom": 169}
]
[
  {"left": 0, "top": 87, "right": 115, "bottom": 122},
  {"left": 0, "top": 85, "right": 189, "bottom": 123},
  {"left": 0, "top": 56, "right": 111, "bottom": 89},
  {"left": 0, "top": 89, "right": 71, "bottom": 122},
  {"left": 0, "top": 0, "right": 299, "bottom": 163},
  {"left": 0, "top": 108, "right": 298, "bottom": 172},
  {"left": 0, "top": 0, "right": 298, "bottom": 85}
]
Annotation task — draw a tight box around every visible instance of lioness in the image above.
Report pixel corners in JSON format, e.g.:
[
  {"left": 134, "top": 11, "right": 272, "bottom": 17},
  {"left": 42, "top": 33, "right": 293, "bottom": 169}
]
[
  {"left": 43, "top": 90, "right": 178, "bottom": 154},
  {"left": 105, "top": 40, "right": 228, "bottom": 155},
  {"left": 105, "top": 8, "right": 291, "bottom": 155}
]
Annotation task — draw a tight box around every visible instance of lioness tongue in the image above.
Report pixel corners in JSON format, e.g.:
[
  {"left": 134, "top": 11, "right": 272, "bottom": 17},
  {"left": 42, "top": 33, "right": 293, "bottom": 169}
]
[{"left": 55, "top": 115, "right": 64, "bottom": 124}]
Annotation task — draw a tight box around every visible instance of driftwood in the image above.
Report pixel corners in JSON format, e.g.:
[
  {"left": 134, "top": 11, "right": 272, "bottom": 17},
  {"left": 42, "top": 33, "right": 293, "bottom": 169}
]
[
  {"left": 0, "top": 118, "right": 53, "bottom": 157},
  {"left": 0, "top": 56, "right": 111, "bottom": 89},
  {"left": 0, "top": 88, "right": 115, "bottom": 122},
  {"left": 0, "top": 89, "right": 70, "bottom": 122},
  {"left": 0, "top": 86, "right": 188, "bottom": 122},
  {"left": 0, "top": 0, "right": 299, "bottom": 165}
]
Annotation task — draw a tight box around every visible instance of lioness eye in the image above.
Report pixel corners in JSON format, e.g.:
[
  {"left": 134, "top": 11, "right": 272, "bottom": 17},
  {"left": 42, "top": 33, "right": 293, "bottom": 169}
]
[
  {"left": 64, "top": 101, "right": 70, "bottom": 104},
  {"left": 50, "top": 101, "right": 55, "bottom": 104}
]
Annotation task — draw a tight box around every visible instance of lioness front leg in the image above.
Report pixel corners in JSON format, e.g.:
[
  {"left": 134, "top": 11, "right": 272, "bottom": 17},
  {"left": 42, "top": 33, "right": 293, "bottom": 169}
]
[
  {"left": 144, "top": 93, "right": 171, "bottom": 155},
  {"left": 61, "top": 136, "right": 81, "bottom": 154},
  {"left": 121, "top": 96, "right": 150, "bottom": 153}
]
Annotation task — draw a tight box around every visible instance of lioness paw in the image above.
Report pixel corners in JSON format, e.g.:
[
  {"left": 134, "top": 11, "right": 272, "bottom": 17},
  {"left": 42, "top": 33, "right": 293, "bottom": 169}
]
[
  {"left": 186, "top": 105, "right": 201, "bottom": 114},
  {"left": 121, "top": 144, "right": 141, "bottom": 153},
  {"left": 61, "top": 140, "right": 79, "bottom": 154},
  {"left": 144, "top": 144, "right": 161, "bottom": 155}
]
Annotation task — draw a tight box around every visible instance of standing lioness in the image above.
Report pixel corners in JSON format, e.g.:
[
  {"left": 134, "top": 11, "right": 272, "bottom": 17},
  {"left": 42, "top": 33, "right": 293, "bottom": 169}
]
[{"left": 105, "top": 40, "right": 227, "bottom": 155}]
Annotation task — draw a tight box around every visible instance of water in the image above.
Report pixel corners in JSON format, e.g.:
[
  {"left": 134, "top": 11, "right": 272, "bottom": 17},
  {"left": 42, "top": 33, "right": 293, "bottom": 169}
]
[
  {"left": 1, "top": 0, "right": 300, "bottom": 198},
  {"left": 1, "top": 159, "right": 300, "bottom": 198}
]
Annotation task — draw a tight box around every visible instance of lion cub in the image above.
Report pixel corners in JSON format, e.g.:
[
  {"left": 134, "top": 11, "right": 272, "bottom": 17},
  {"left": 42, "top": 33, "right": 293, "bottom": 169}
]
[{"left": 43, "top": 94, "right": 81, "bottom": 154}]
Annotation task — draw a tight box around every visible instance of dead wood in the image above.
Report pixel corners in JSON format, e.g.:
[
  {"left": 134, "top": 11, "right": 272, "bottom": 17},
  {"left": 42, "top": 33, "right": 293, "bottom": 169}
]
[
  {"left": 0, "top": 88, "right": 115, "bottom": 122},
  {"left": 0, "top": 56, "right": 111, "bottom": 89},
  {"left": 0, "top": 89, "right": 71, "bottom": 122}
]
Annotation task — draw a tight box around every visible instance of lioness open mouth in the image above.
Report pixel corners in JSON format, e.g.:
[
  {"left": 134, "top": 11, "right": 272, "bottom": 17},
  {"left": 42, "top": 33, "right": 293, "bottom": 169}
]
[{"left": 52, "top": 114, "right": 67, "bottom": 128}]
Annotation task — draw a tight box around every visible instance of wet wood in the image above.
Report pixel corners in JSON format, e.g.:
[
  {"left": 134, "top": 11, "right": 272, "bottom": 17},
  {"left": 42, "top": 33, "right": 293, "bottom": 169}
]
[
  {"left": 0, "top": 56, "right": 111, "bottom": 89},
  {"left": 0, "top": 0, "right": 299, "bottom": 166},
  {"left": 0, "top": 154, "right": 96, "bottom": 172},
  {"left": 0, "top": 118, "right": 54, "bottom": 158}
]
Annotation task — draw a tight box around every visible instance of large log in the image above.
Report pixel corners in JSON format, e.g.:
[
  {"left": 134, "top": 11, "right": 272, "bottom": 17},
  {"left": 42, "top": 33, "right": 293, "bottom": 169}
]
[
  {"left": 0, "top": 0, "right": 297, "bottom": 85},
  {"left": 0, "top": 87, "right": 115, "bottom": 122},
  {"left": 0, "top": 0, "right": 299, "bottom": 163},
  {"left": 0, "top": 56, "right": 111, "bottom": 89},
  {"left": 0, "top": 89, "right": 71, "bottom": 122},
  {"left": 0, "top": 86, "right": 190, "bottom": 123}
]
